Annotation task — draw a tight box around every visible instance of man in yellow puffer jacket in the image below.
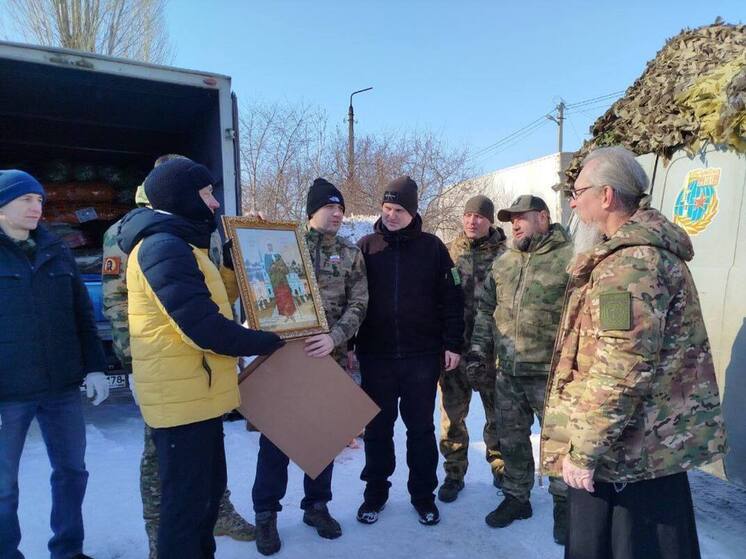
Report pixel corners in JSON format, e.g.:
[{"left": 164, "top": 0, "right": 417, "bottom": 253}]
[{"left": 118, "top": 158, "right": 283, "bottom": 559}]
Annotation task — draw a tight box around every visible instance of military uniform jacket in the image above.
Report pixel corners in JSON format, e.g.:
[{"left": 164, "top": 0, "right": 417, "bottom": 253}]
[
  {"left": 471, "top": 224, "right": 573, "bottom": 376},
  {"left": 448, "top": 228, "right": 506, "bottom": 384},
  {"left": 305, "top": 226, "right": 368, "bottom": 368},
  {"left": 540, "top": 208, "right": 726, "bottom": 483}
]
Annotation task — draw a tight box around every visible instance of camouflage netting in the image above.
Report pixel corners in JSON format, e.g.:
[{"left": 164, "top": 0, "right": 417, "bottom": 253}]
[{"left": 565, "top": 21, "right": 746, "bottom": 185}]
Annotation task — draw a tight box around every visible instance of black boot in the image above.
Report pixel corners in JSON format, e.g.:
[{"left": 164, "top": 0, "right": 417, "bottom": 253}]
[
  {"left": 437, "top": 478, "right": 465, "bottom": 503},
  {"left": 255, "top": 511, "right": 281, "bottom": 556},
  {"left": 356, "top": 500, "right": 386, "bottom": 524},
  {"left": 413, "top": 500, "right": 440, "bottom": 526},
  {"left": 553, "top": 498, "right": 568, "bottom": 545},
  {"left": 485, "top": 495, "right": 532, "bottom": 528},
  {"left": 303, "top": 502, "right": 342, "bottom": 539}
]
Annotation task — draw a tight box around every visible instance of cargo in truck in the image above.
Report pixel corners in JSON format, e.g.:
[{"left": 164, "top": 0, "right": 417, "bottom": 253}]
[{"left": 0, "top": 40, "right": 242, "bottom": 387}]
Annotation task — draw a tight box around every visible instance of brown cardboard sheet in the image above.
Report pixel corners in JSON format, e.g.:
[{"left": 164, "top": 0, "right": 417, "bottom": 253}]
[{"left": 238, "top": 339, "right": 380, "bottom": 479}]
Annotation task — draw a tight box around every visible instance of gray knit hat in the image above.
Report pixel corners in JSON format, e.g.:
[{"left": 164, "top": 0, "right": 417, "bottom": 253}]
[{"left": 464, "top": 195, "right": 494, "bottom": 223}]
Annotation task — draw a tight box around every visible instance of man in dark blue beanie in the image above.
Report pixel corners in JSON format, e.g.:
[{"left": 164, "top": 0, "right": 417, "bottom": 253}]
[
  {"left": 1, "top": 169, "right": 108, "bottom": 559},
  {"left": 144, "top": 157, "right": 218, "bottom": 226}
]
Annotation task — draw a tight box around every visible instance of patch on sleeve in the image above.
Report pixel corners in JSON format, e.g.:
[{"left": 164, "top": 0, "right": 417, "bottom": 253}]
[
  {"left": 102, "top": 256, "right": 122, "bottom": 276},
  {"left": 451, "top": 267, "right": 461, "bottom": 286},
  {"left": 599, "top": 291, "right": 631, "bottom": 331}
]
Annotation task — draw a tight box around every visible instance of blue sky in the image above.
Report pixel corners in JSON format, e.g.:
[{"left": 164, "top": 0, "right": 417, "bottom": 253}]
[
  {"left": 163, "top": 0, "right": 743, "bottom": 174},
  {"left": 5, "top": 1, "right": 743, "bottom": 175}
]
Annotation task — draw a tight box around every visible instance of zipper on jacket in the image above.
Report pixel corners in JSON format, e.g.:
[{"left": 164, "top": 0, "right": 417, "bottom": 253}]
[
  {"left": 512, "top": 252, "right": 532, "bottom": 375},
  {"left": 314, "top": 238, "right": 321, "bottom": 278},
  {"left": 538, "top": 275, "right": 574, "bottom": 477},
  {"left": 394, "top": 236, "right": 401, "bottom": 358},
  {"left": 202, "top": 356, "right": 213, "bottom": 387}
]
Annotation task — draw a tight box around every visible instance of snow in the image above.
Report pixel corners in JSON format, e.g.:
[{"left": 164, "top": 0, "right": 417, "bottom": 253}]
[{"left": 16, "top": 389, "right": 746, "bottom": 558}]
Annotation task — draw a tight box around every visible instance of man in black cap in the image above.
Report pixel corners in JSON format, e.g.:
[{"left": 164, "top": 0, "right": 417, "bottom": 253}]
[
  {"left": 118, "top": 158, "right": 283, "bottom": 559},
  {"left": 437, "top": 195, "right": 507, "bottom": 503},
  {"left": 469, "top": 194, "right": 572, "bottom": 543},
  {"left": 251, "top": 178, "right": 368, "bottom": 556},
  {"left": 355, "top": 176, "right": 464, "bottom": 526}
]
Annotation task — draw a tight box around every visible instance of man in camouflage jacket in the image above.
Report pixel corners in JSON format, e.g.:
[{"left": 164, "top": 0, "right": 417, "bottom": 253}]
[
  {"left": 101, "top": 166, "right": 253, "bottom": 559},
  {"left": 437, "top": 195, "right": 506, "bottom": 503},
  {"left": 251, "top": 178, "right": 368, "bottom": 555},
  {"left": 469, "top": 194, "right": 572, "bottom": 543},
  {"left": 543, "top": 147, "right": 726, "bottom": 559}
]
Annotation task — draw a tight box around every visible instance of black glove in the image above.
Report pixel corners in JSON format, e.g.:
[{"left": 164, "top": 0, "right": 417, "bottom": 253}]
[{"left": 223, "top": 239, "right": 234, "bottom": 270}]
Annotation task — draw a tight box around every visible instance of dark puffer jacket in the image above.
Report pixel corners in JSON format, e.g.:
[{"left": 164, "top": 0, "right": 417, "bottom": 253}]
[
  {"left": 356, "top": 215, "right": 464, "bottom": 358},
  {"left": 0, "top": 226, "right": 106, "bottom": 401}
]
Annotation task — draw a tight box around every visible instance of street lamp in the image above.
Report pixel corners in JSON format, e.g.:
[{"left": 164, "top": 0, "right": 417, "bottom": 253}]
[{"left": 347, "top": 87, "right": 373, "bottom": 188}]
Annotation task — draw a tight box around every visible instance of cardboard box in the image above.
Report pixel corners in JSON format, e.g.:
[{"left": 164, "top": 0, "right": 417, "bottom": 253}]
[{"left": 238, "top": 340, "right": 379, "bottom": 479}]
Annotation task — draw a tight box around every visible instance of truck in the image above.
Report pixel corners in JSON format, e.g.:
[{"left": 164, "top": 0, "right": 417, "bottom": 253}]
[
  {"left": 636, "top": 146, "right": 746, "bottom": 487},
  {"left": 0, "top": 40, "right": 243, "bottom": 389}
]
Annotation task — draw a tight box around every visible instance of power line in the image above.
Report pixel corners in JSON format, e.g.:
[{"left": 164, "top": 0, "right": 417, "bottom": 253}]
[
  {"left": 468, "top": 111, "right": 554, "bottom": 161},
  {"left": 565, "top": 90, "right": 625, "bottom": 109},
  {"left": 469, "top": 119, "right": 551, "bottom": 164}
]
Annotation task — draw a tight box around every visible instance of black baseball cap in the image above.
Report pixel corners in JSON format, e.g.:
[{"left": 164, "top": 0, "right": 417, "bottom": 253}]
[{"left": 497, "top": 195, "right": 549, "bottom": 222}]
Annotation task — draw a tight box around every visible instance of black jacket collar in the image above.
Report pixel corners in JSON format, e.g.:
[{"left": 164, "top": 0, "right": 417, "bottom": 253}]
[{"left": 117, "top": 208, "right": 213, "bottom": 255}]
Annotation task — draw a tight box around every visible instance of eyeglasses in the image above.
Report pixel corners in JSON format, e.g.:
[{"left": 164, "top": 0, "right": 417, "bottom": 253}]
[{"left": 568, "top": 186, "right": 594, "bottom": 200}]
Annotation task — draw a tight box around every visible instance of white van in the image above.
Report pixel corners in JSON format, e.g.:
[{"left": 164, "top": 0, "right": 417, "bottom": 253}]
[{"left": 638, "top": 145, "right": 746, "bottom": 486}]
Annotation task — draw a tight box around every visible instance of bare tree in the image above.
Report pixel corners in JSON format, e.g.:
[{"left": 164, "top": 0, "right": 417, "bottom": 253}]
[
  {"left": 239, "top": 101, "right": 334, "bottom": 220},
  {"left": 239, "top": 100, "right": 479, "bottom": 234},
  {"left": 5, "top": 0, "right": 172, "bottom": 63}
]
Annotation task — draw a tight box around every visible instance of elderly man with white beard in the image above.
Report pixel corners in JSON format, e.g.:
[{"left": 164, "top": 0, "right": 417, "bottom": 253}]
[{"left": 541, "top": 146, "right": 726, "bottom": 559}]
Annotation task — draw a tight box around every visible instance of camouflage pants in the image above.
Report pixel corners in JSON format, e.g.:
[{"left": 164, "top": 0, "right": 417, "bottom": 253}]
[
  {"left": 494, "top": 373, "right": 567, "bottom": 503},
  {"left": 438, "top": 368, "right": 503, "bottom": 482},
  {"left": 141, "top": 425, "right": 235, "bottom": 527}
]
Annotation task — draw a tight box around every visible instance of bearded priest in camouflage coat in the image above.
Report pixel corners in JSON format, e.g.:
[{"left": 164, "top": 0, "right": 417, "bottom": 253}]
[{"left": 542, "top": 147, "right": 726, "bottom": 559}]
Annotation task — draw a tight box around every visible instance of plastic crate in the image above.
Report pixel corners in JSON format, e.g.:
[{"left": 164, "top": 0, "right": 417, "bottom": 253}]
[{"left": 81, "top": 273, "right": 106, "bottom": 323}]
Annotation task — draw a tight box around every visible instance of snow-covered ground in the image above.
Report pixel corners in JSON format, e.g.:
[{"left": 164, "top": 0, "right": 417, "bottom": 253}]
[{"left": 16, "top": 389, "right": 746, "bottom": 558}]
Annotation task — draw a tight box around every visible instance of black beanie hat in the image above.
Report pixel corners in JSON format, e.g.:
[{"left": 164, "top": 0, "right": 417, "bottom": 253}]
[
  {"left": 382, "top": 175, "right": 418, "bottom": 216},
  {"left": 144, "top": 158, "right": 216, "bottom": 224},
  {"left": 306, "top": 178, "right": 345, "bottom": 218},
  {"left": 464, "top": 195, "right": 495, "bottom": 223}
]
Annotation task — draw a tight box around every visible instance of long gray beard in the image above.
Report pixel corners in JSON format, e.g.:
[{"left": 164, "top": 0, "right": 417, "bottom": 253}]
[{"left": 573, "top": 220, "right": 604, "bottom": 256}]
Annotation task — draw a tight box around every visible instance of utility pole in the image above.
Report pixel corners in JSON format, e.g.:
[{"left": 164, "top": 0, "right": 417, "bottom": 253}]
[
  {"left": 547, "top": 100, "right": 565, "bottom": 154},
  {"left": 347, "top": 87, "right": 373, "bottom": 189},
  {"left": 548, "top": 100, "right": 568, "bottom": 223}
]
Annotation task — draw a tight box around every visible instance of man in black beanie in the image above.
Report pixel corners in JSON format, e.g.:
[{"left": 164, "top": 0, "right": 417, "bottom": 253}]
[
  {"left": 355, "top": 175, "right": 464, "bottom": 527},
  {"left": 118, "top": 158, "right": 283, "bottom": 559},
  {"left": 251, "top": 177, "right": 368, "bottom": 555}
]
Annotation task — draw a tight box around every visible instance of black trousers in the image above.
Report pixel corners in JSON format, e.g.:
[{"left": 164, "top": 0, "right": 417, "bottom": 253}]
[
  {"left": 566, "top": 472, "right": 701, "bottom": 559},
  {"left": 252, "top": 433, "right": 334, "bottom": 513},
  {"left": 151, "top": 417, "right": 227, "bottom": 559},
  {"left": 359, "top": 353, "right": 440, "bottom": 505}
]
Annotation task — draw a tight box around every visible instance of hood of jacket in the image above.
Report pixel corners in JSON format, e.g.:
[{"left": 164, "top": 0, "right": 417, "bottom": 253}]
[
  {"left": 570, "top": 208, "right": 694, "bottom": 282},
  {"left": 506, "top": 222, "right": 571, "bottom": 258},
  {"left": 117, "top": 207, "right": 213, "bottom": 255},
  {"left": 451, "top": 226, "right": 506, "bottom": 253}
]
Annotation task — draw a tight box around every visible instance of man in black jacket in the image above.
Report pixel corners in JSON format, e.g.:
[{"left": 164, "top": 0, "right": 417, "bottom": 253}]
[
  {"left": 0, "top": 170, "right": 109, "bottom": 559},
  {"left": 355, "top": 176, "right": 464, "bottom": 526}
]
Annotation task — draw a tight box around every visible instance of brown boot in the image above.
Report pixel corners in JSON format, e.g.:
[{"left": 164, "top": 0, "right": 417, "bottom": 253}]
[{"left": 214, "top": 496, "right": 256, "bottom": 541}]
